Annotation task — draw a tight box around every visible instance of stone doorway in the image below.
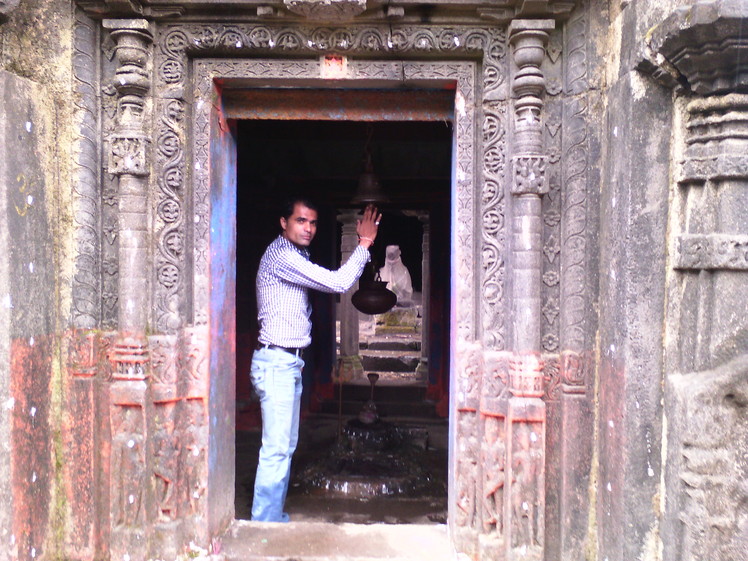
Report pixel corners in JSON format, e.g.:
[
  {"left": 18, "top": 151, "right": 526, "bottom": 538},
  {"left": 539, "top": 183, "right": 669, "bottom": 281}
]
[
  {"left": 94, "top": 17, "right": 597, "bottom": 560},
  {"left": 231, "top": 118, "right": 453, "bottom": 523}
]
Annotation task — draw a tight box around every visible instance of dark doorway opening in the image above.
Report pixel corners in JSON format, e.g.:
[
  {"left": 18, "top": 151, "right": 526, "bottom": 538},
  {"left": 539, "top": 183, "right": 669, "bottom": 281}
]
[{"left": 233, "top": 119, "right": 452, "bottom": 523}]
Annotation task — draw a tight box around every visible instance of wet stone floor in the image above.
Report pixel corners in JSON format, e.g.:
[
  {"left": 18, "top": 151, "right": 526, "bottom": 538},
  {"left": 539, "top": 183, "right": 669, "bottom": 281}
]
[{"left": 235, "top": 413, "right": 449, "bottom": 524}]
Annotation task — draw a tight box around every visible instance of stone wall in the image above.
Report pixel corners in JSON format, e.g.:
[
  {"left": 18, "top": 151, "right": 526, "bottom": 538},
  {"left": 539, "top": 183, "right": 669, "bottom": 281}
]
[
  {"left": 0, "top": 1, "right": 76, "bottom": 560},
  {"left": 0, "top": 1, "right": 746, "bottom": 560},
  {"left": 600, "top": 1, "right": 748, "bottom": 561},
  {"left": 596, "top": 2, "right": 673, "bottom": 558}
]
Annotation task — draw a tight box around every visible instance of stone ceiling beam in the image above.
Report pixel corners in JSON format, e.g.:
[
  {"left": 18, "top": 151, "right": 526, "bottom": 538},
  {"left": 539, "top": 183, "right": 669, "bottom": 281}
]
[{"left": 75, "top": 0, "right": 581, "bottom": 24}]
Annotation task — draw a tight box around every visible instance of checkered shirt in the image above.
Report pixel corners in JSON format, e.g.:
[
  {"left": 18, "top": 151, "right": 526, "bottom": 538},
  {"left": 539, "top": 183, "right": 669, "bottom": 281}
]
[{"left": 256, "top": 235, "right": 370, "bottom": 348}]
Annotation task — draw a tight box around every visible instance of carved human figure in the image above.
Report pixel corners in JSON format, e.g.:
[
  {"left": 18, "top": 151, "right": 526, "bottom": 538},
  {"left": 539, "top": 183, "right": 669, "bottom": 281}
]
[
  {"left": 379, "top": 245, "right": 413, "bottom": 305},
  {"left": 511, "top": 422, "right": 541, "bottom": 547},
  {"left": 150, "top": 337, "right": 179, "bottom": 387},
  {"left": 460, "top": 344, "right": 481, "bottom": 405},
  {"left": 111, "top": 405, "right": 145, "bottom": 527},
  {"left": 182, "top": 399, "right": 207, "bottom": 515},
  {"left": 153, "top": 407, "right": 179, "bottom": 521},
  {"left": 456, "top": 412, "right": 480, "bottom": 528},
  {"left": 482, "top": 415, "right": 506, "bottom": 534},
  {"left": 184, "top": 328, "right": 209, "bottom": 396}
]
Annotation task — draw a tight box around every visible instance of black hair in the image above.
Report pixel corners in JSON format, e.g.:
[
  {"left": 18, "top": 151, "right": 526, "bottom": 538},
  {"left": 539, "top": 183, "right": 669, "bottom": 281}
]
[{"left": 281, "top": 196, "right": 318, "bottom": 220}]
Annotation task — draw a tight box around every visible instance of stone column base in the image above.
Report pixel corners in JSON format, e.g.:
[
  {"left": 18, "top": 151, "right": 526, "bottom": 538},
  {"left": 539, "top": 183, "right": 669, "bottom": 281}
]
[{"left": 336, "top": 354, "right": 364, "bottom": 383}]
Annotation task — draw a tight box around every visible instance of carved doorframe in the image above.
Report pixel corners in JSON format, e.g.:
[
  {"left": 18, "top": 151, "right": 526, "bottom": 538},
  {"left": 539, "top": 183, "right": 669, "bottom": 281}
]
[
  {"left": 76, "top": 14, "right": 598, "bottom": 561},
  {"left": 152, "top": 25, "right": 505, "bottom": 554},
  {"left": 190, "top": 55, "right": 480, "bottom": 533}
]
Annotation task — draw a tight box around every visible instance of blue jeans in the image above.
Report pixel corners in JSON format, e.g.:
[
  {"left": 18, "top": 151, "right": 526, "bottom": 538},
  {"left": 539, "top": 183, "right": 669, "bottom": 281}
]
[{"left": 250, "top": 346, "right": 304, "bottom": 522}]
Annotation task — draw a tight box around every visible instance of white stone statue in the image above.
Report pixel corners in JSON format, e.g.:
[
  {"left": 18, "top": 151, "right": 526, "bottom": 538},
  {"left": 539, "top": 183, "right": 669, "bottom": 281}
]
[{"left": 379, "top": 245, "right": 413, "bottom": 306}]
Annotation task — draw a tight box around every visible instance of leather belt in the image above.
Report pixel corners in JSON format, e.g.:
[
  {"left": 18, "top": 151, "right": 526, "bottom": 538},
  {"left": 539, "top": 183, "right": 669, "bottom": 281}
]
[{"left": 256, "top": 343, "right": 304, "bottom": 357}]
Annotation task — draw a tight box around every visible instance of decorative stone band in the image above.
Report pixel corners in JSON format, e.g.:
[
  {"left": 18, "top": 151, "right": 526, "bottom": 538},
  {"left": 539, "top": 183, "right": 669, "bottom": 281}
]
[
  {"left": 679, "top": 94, "right": 748, "bottom": 182},
  {"left": 509, "top": 352, "right": 545, "bottom": 398},
  {"left": 674, "top": 233, "right": 748, "bottom": 271},
  {"left": 512, "top": 155, "right": 549, "bottom": 195},
  {"left": 109, "top": 336, "right": 150, "bottom": 381},
  {"left": 108, "top": 134, "right": 150, "bottom": 177},
  {"left": 679, "top": 154, "right": 748, "bottom": 183},
  {"left": 685, "top": 94, "right": 748, "bottom": 144},
  {"left": 284, "top": 0, "right": 367, "bottom": 21}
]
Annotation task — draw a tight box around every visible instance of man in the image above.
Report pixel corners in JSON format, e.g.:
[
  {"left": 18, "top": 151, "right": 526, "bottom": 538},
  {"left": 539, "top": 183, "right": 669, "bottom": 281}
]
[{"left": 250, "top": 198, "right": 381, "bottom": 522}]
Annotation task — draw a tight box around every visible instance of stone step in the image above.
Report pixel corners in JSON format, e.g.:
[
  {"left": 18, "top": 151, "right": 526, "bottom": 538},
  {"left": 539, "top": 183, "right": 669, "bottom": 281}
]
[
  {"left": 221, "top": 520, "right": 452, "bottom": 561},
  {"left": 316, "top": 383, "right": 437, "bottom": 418},
  {"left": 322, "top": 380, "right": 427, "bottom": 399},
  {"left": 361, "top": 351, "right": 420, "bottom": 372},
  {"left": 360, "top": 339, "right": 421, "bottom": 352}
]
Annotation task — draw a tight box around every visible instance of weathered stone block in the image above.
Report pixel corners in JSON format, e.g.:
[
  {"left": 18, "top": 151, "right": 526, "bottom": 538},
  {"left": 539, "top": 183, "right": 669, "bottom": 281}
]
[
  {"left": 0, "top": 69, "right": 57, "bottom": 561},
  {"left": 665, "top": 356, "right": 748, "bottom": 561},
  {"left": 597, "top": 67, "right": 672, "bottom": 561}
]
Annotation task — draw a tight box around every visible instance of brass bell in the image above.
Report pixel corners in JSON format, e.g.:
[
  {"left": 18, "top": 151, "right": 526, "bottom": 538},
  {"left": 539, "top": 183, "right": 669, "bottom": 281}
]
[{"left": 352, "top": 265, "right": 397, "bottom": 315}]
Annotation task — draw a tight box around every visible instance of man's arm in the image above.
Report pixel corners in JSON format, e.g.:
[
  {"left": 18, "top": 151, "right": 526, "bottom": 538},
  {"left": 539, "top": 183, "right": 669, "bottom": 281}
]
[{"left": 274, "top": 246, "right": 371, "bottom": 294}]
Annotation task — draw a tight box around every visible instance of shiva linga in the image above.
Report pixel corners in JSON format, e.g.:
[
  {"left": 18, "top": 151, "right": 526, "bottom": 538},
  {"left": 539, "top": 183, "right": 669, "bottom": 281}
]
[{"left": 297, "top": 371, "right": 442, "bottom": 499}]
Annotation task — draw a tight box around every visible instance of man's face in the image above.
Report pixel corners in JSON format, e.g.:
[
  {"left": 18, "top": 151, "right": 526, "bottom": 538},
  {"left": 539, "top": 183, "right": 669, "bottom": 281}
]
[{"left": 281, "top": 203, "right": 318, "bottom": 248}]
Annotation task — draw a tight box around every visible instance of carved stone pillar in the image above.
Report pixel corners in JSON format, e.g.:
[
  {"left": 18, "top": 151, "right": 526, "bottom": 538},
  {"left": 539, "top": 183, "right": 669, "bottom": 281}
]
[
  {"left": 336, "top": 209, "right": 363, "bottom": 381},
  {"left": 640, "top": 3, "right": 748, "bottom": 560},
  {"left": 104, "top": 18, "right": 152, "bottom": 337},
  {"left": 503, "top": 19, "right": 554, "bottom": 561},
  {"left": 103, "top": 18, "right": 154, "bottom": 561},
  {"left": 666, "top": 94, "right": 748, "bottom": 561},
  {"left": 415, "top": 214, "right": 430, "bottom": 380}
]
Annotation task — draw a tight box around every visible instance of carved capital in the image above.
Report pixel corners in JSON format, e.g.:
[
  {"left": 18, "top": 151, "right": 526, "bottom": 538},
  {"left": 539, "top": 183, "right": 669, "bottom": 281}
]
[
  {"left": 509, "top": 20, "right": 554, "bottom": 154},
  {"left": 284, "top": 0, "right": 366, "bottom": 22},
  {"left": 640, "top": 0, "right": 748, "bottom": 95},
  {"left": 678, "top": 94, "right": 748, "bottom": 182},
  {"left": 103, "top": 19, "right": 153, "bottom": 123}
]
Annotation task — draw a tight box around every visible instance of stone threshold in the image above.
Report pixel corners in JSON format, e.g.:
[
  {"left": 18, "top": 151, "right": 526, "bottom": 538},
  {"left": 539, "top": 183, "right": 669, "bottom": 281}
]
[{"left": 220, "top": 520, "right": 453, "bottom": 561}]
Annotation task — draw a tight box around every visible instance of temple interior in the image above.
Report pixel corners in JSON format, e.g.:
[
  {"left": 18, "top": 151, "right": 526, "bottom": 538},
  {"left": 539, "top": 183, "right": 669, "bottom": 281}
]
[{"left": 233, "top": 119, "right": 454, "bottom": 522}]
